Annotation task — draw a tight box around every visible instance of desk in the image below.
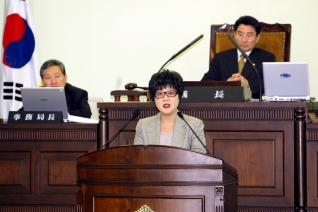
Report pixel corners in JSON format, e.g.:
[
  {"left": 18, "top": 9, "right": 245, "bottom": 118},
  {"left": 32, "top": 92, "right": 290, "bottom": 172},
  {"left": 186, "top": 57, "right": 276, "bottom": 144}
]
[
  {"left": 0, "top": 102, "right": 313, "bottom": 211},
  {"left": 0, "top": 123, "right": 97, "bottom": 212},
  {"left": 98, "top": 101, "right": 307, "bottom": 211}
]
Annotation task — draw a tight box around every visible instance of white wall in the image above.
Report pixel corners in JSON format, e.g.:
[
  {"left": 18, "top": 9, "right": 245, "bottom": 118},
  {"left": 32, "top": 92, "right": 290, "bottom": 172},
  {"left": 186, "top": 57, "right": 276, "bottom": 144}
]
[{"left": 1, "top": 0, "right": 318, "bottom": 101}]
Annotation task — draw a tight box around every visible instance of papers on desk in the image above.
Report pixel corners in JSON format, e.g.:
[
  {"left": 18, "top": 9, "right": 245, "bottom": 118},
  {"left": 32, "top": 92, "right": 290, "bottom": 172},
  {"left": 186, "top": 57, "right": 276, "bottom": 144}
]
[
  {"left": 65, "top": 115, "right": 99, "bottom": 123},
  {"left": 249, "top": 98, "right": 260, "bottom": 102}
]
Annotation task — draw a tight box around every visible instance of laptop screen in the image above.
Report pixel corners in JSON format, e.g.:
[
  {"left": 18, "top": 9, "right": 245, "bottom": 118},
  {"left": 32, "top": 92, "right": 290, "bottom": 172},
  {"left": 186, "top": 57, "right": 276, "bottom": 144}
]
[
  {"left": 20, "top": 87, "right": 68, "bottom": 119},
  {"left": 262, "top": 62, "right": 310, "bottom": 101}
]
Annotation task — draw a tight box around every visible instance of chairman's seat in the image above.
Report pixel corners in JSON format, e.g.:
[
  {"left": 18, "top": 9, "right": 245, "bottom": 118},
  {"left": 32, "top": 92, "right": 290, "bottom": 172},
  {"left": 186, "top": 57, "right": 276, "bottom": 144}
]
[{"left": 209, "top": 22, "right": 291, "bottom": 64}]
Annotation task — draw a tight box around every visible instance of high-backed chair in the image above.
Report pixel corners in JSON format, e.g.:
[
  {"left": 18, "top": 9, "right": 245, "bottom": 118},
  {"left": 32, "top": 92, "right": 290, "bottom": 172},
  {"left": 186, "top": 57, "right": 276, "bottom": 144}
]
[{"left": 209, "top": 22, "right": 291, "bottom": 64}]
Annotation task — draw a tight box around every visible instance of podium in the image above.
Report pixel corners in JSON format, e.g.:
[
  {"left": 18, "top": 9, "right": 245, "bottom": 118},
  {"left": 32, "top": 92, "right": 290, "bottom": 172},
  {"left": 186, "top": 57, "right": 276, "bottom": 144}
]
[{"left": 76, "top": 145, "right": 238, "bottom": 212}]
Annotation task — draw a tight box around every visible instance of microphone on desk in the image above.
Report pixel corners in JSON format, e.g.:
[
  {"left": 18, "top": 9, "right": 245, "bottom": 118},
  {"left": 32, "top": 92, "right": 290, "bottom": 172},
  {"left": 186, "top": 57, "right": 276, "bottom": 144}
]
[
  {"left": 100, "top": 109, "right": 140, "bottom": 150},
  {"left": 177, "top": 112, "right": 212, "bottom": 156},
  {"left": 227, "top": 33, "right": 262, "bottom": 101},
  {"left": 157, "top": 34, "right": 204, "bottom": 73}
]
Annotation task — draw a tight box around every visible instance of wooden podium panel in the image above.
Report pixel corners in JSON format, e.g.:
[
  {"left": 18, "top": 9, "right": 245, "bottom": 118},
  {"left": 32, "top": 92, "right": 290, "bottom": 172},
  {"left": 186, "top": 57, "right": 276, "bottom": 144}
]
[
  {"left": 93, "top": 196, "right": 206, "bottom": 211},
  {"left": 0, "top": 123, "right": 97, "bottom": 212},
  {"left": 97, "top": 101, "right": 307, "bottom": 211},
  {"left": 76, "top": 145, "right": 238, "bottom": 212},
  {"left": 306, "top": 123, "right": 318, "bottom": 207}
]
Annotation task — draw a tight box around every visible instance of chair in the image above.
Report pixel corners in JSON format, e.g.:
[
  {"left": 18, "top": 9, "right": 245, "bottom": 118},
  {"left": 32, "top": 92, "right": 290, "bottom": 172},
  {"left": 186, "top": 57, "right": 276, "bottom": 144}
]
[
  {"left": 209, "top": 22, "right": 291, "bottom": 64},
  {"left": 88, "top": 96, "right": 104, "bottom": 120}
]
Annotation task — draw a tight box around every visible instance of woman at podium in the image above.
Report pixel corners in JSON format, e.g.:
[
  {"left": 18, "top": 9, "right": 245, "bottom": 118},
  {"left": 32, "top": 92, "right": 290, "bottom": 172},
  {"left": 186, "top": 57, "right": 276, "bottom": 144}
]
[{"left": 134, "top": 69, "right": 207, "bottom": 154}]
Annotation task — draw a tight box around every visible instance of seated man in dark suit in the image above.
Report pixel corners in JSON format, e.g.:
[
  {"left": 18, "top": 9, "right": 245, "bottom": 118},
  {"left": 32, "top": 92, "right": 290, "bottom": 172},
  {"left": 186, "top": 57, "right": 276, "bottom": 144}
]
[
  {"left": 201, "top": 15, "right": 276, "bottom": 99},
  {"left": 40, "top": 59, "right": 91, "bottom": 118}
]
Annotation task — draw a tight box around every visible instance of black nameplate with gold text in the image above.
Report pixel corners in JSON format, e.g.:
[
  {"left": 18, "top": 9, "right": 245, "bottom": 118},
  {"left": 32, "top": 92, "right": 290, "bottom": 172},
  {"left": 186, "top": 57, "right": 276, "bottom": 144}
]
[
  {"left": 8, "top": 111, "right": 63, "bottom": 123},
  {"left": 181, "top": 86, "right": 251, "bottom": 102}
]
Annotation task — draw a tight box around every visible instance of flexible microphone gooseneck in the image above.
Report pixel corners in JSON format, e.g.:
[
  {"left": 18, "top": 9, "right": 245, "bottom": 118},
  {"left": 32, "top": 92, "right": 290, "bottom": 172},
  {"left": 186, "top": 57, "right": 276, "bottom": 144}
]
[
  {"left": 100, "top": 109, "right": 140, "bottom": 150},
  {"left": 227, "top": 33, "right": 262, "bottom": 101},
  {"left": 177, "top": 112, "right": 212, "bottom": 156},
  {"left": 157, "top": 34, "right": 204, "bottom": 73}
]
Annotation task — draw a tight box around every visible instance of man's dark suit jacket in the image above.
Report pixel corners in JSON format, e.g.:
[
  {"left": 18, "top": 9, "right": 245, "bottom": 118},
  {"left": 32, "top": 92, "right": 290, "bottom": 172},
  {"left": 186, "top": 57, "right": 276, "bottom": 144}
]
[
  {"left": 201, "top": 48, "right": 276, "bottom": 99},
  {"left": 65, "top": 83, "right": 92, "bottom": 118}
]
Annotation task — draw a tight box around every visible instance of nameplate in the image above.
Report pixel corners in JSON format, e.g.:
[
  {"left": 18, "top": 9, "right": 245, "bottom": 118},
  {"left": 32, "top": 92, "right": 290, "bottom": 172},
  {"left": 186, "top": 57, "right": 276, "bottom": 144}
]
[
  {"left": 8, "top": 111, "right": 63, "bottom": 123},
  {"left": 182, "top": 86, "right": 251, "bottom": 102}
]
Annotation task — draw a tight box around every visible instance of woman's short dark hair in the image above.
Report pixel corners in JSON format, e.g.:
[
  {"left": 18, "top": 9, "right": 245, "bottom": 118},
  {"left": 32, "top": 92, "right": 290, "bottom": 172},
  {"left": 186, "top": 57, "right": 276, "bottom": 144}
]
[
  {"left": 148, "top": 69, "right": 184, "bottom": 101},
  {"left": 40, "top": 59, "right": 66, "bottom": 79},
  {"left": 234, "top": 15, "right": 261, "bottom": 35}
]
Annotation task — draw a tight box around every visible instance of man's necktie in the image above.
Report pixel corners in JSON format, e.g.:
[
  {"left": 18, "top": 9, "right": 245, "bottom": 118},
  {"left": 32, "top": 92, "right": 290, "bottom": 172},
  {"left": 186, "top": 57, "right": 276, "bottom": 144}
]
[{"left": 238, "top": 54, "right": 245, "bottom": 74}]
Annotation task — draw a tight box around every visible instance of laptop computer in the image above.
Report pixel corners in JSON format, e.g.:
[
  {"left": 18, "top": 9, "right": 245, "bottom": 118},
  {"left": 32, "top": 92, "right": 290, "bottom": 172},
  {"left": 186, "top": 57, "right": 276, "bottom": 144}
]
[
  {"left": 20, "top": 87, "right": 68, "bottom": 119},
  {"left": 262, "top": 62, "right": 310, "bottom": 102}
]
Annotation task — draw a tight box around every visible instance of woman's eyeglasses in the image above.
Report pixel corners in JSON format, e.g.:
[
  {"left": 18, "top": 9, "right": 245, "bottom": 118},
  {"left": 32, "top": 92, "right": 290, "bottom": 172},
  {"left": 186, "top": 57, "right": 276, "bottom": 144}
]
[{"left": 155, "top": 90, "right": 178, "bottom": 99}]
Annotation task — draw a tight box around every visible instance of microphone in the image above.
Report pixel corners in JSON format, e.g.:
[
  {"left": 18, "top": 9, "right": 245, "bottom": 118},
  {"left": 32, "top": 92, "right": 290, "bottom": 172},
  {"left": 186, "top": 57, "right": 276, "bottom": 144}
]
[
  {"left": 100, "top": 109, "right": 140, "bottom": 150},
  {"left": 177, "top": 112, "right": 212, "bottom": 156},
  {"left": 157, "top": 34, "right": 204, "bottom": 73},
  {"left": 227, "top": 33, "right": 262, "bottom": 101}
]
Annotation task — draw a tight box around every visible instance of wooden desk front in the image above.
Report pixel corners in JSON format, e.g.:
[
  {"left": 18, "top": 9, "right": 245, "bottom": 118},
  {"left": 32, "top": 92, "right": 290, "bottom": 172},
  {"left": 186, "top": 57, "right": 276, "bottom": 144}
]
[
  {"left": 0, "top": 123, "right": 97, "bottom": 212},
  {"left": 0, "top": 101, "right": 312, "bottom": 212},
  {"left": 98, "top": 101, "right": 307, "bottom": 211}
]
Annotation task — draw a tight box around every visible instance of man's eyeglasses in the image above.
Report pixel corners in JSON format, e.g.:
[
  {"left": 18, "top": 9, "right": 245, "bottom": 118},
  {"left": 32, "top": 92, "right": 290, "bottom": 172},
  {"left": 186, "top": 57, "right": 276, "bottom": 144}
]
[
  {"left": 155, "top": 90, "right": 178, "bottom": 99},
  {"left": 235, "top": 32, "right": 256, "bottom": 40}
]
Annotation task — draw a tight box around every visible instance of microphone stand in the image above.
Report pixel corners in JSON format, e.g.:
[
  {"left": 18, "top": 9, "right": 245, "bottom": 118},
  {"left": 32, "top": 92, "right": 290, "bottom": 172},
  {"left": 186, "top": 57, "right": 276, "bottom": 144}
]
[
  {"left": 157, "top": 34, "right": 204, "bottom": 73},
  {"left": 227, "top": 33, "right": 262, "bottom": 101},
  {"left": 100, "top": 109, "right": 139, "bottom": 150},
  {"left": 177, "top": 112, "right": 212, "bottom": 156}
]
